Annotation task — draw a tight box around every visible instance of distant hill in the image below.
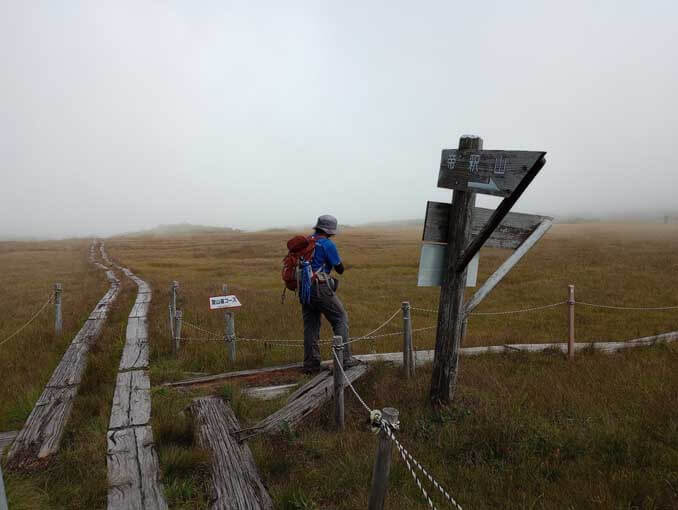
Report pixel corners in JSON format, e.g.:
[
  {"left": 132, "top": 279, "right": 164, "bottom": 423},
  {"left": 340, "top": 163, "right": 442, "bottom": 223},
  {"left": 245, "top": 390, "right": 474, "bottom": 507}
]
[
  {"left": 119, "top": 223, "right": 242, "bottom": 237},
  {"left": 354, "top": 219, "right": 424, "bottom": 229}
]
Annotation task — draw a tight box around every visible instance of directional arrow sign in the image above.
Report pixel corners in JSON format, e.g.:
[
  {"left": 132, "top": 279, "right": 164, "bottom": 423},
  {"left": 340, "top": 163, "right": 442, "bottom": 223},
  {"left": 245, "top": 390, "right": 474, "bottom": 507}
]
[{"left": 438, "top": 149, "right": 546, "bottom": 197}]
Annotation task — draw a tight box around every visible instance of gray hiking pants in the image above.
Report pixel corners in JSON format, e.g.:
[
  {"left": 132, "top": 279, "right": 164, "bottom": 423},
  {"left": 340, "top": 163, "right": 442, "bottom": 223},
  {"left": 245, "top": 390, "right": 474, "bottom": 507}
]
[{"left": 301, "top": 282, "right": 351, "bottom": 368}]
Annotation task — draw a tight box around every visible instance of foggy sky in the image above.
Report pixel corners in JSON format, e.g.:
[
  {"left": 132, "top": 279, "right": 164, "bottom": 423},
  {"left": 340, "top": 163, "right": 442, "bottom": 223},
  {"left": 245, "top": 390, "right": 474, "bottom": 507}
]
[{"left": 1, "top": 1, "right": 677, "bottom": 239}]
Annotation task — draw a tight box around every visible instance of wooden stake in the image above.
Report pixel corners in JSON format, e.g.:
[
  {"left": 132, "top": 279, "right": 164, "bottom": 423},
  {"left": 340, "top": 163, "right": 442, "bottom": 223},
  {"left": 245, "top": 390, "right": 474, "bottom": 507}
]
[
  {"left": 401, "top": 302, "right": 414, "bottom": 378},
  {"left": 333, "top": 335, "right": 344, "bottom": 430},
  {"left": 368, "top": 407, "right": 399, "bottom": 510},
  {"left": 54, "top": 283, "right": 63, "bottom": 336},
  {"left": 174, "top": 310, "right": 183, "bottom": 356},
  {"left": 170, "top": 280, "right": 178, "bottom": 340},
  {"left": 568, "top": 285, "right": 575, "bottom": 360},
  {"left": 223, "top": 284, "right": 236, "bottom": 362},
  {"left": 430, "top": 135, "right": 481, "bottom": 406}
]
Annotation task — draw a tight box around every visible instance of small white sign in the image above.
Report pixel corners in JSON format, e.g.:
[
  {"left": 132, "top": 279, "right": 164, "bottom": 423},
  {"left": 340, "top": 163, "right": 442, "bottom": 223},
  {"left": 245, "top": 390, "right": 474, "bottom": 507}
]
[{"left": 209, "top": 295, "right": 242, "bottom": 310}]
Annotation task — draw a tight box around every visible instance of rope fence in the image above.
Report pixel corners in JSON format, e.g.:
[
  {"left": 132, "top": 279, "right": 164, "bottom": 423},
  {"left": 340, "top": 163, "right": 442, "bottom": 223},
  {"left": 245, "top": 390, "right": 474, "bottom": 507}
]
[
  {"left": 0, "top": 293, "right": 53, "bottom": 348},
  {"left": 332, "top": 348, "right": 463, "bottom": 509}
]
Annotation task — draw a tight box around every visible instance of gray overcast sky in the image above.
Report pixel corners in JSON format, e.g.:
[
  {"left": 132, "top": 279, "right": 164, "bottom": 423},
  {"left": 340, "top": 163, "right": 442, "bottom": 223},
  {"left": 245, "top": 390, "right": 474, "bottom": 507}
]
[{"left": 1, "top": 0, "right": 677, "bottom": 238}]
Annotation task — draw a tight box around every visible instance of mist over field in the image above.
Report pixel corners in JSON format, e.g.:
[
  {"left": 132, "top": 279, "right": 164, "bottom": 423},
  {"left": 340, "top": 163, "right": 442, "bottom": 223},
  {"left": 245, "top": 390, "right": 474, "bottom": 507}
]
[{"left": 1, "top": 1, "right": 677, "bottom": 240}]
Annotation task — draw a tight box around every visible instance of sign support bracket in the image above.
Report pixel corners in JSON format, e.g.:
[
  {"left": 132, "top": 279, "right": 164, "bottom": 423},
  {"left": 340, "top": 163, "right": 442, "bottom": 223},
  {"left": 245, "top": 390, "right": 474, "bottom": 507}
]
[{"left": 456, "top": 156, "right": 546, "bottom": 272}]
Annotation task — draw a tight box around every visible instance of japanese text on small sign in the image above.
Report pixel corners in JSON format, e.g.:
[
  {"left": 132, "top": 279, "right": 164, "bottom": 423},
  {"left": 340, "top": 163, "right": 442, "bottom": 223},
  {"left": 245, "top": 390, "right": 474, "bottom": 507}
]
[{"left": 209, "top": 295, "right": 242, "bottom": 310}]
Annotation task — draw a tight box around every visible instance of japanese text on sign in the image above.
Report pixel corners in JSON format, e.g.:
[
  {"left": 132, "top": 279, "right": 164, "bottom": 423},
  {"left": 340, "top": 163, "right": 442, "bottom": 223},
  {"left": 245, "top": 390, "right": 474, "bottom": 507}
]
[{"left": 209, "top": 295, "right": 242, "bottom": 310}]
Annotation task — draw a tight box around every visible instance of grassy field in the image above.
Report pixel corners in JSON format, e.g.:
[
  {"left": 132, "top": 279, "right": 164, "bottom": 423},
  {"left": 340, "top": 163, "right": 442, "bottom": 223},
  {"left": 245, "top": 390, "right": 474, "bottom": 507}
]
[{"left": 1, "top": 223, "right": 677, "bottom": 508}]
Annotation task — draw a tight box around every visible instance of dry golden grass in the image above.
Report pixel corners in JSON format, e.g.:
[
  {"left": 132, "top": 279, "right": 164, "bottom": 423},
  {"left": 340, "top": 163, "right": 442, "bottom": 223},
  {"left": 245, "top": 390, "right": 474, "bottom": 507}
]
[{"left": 1, "top": 223, "right": 677, "bottom": 509}]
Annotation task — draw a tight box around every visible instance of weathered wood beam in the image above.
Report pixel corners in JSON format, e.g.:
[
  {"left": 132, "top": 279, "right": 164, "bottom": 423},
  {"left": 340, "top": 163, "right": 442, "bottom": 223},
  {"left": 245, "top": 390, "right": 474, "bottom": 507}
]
[
  {"left": 235, "top": 364, "right": 369, "bottom": 442},
  {"left": 464, "top": 219, "right": 553, "bottom": 315},
  {"left": 189, "top": 397, "right": 273, "bottom": 510},
  {"left": 0, "top": 431, "right": 18, "bottom": 455},
  {"left": 163, "top": 363, "right": 311, "bottom": 388},
  {"left": 457, "top": 156, "right": 546, "bottom": 271}
]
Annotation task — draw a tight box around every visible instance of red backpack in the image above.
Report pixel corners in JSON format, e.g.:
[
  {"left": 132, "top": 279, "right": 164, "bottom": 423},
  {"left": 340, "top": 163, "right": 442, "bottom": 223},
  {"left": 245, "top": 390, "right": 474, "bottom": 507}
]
[{"left": 281, "top": 235, "right": 316, "bottom": 291}]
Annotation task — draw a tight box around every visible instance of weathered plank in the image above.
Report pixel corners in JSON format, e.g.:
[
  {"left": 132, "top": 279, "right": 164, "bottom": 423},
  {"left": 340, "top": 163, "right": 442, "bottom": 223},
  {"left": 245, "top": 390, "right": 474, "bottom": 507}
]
[
  {"left": 109, "top": 371, "right": 151, "bottom": 429},
  {"left": 6, "top": 386, "right": 79, "bottom": 467},
  {"left": 242, "top": 383, "right": 298, "bottom": 401},
  {"left": 107, "top": 426, "right": 167, "bottom": 510},
  {"left": 437, "top": 149, "right": 546, "bottom": 197},
  {"left": 423, "top": 202, "right": 552, "bottom": 249},
  {"left": 164, "top": 363, "right": 307, "bottom": 388},
  {"left": 0, "top": 431, "right": 18, "bottom": 455},
  {"left": 119, "top": 338, "right": 149, "bottom": 371},
  {"left": 235, "top": 364, "right": 369, "bottom": 441},
  {"left": 190, "top": 397, "right": 273, "bottom": 510},
  {"left": 464, "top": 220, "right": 553, "bottom": 315},
  {"left": 107, "top": 261, "right": 167, "bottom": 510},
  {"left": 7, "top": 242, "right": 120, "bottom": 470}
]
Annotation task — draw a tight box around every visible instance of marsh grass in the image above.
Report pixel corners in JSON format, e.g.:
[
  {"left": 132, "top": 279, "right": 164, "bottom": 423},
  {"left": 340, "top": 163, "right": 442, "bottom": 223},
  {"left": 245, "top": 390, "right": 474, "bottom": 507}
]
[{"left": 2, "top": 223, "right": 677, "bottom": 508}]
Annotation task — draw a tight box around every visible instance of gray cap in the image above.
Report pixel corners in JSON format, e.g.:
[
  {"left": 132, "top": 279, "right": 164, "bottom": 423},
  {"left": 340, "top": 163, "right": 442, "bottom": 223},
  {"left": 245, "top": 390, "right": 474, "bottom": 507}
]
[{"left": 313, "top": 214, "right": 338, "bottom": 235}]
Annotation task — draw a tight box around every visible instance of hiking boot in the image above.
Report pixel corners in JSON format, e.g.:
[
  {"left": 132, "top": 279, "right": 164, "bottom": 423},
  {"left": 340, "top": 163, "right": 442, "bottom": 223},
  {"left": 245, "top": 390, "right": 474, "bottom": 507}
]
[{"left": 342, "top": 356, "right": 363, "bottom": 369}]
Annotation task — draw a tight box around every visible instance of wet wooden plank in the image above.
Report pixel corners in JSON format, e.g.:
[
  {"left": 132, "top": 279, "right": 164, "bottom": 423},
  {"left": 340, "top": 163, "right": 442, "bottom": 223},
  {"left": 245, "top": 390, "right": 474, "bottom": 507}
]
[{"left": 189, "top": 398, "right": 273, "bottom": 510}]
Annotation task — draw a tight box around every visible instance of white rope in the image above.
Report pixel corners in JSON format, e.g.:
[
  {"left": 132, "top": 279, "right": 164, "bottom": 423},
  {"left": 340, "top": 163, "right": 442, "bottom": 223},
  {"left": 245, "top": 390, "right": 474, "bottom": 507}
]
[
  {"left": 470, "top": 301, "right": 567, "bottom": 316},
  {"left": 339, "top": 308, "right": 401, "bottom": 347},
  {"left": 181, "top": 319, "right": 221, "bottom": 337},
  {"left": 382, "top": 423, "right": 463, "bottom": 510},
  {"left": 332, "top": 349, "right": 463, "bottom": 509},
  {"left": 577, "top": 302, "right": 678, "bottom": 311},
  {"left": 0, "top": 293, "right": 53, "bottom": 348},
  {"left": 331, "top": 348, "right": 372, "bottom": 414},
  {"left": 412, "top": 302, "right": 567, "bottom": 316}
]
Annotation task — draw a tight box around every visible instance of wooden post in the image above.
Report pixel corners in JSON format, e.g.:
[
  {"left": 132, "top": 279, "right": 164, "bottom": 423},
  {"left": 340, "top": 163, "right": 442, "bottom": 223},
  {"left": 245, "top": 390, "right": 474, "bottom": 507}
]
[
  {"left": 332, "top": 335, "right": 344, "bottom": 430},
  {"left": 401, "top": 302, "right": 414, "bottom": 378},
  {"left": 568, "top": 284, "right": 575, "bottom": 360},
  {"left": 430, "top": 135, "right": 481, "bottom": 406},
  {"left": 222, "top": 284, "right": 236, "bottom": 362},
  {"left": 54, "top": 282, "right": 63, "bottom": 336},
  {"left": 368, "top": 407, "right": 399, "bottom": 510},
  {"left": 174, "top": 310, "right": 183, "bottom": 356},
  {"left": 170, "top": 280, "right": 178, "bottom": 338}
]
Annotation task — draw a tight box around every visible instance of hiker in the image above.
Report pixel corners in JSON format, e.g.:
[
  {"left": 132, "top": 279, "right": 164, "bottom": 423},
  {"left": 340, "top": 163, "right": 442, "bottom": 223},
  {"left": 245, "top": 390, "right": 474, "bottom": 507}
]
[{"left": 283, "top": 215, "right": 359, "bottom": 373}]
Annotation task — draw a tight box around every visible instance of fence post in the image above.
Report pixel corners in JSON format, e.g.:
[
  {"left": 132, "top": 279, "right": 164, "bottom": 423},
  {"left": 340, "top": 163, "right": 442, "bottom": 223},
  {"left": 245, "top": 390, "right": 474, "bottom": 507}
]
[
  {"left": 568, "top": 284, "right": 575, "bottom": 360},
  {"left": 169, "top": 281, "right": 178, "bottom": 338},
  {"left": 401, "top": 302, "right": 414, "bottom": 378},
  {"left": 174, "top": 310, "right": 183, "bottom": 356},
  {"left": 54, "top": 283, "right": 63, "bottom": 336},
  {"left": 332, "top": 335, "right": 345, "bottom": 430},
  {"left": 222, "top": 284, "right": 237, "bottom": 362},
  {"left": 368, "top": 407, "right": 399, "bottom": 510}
]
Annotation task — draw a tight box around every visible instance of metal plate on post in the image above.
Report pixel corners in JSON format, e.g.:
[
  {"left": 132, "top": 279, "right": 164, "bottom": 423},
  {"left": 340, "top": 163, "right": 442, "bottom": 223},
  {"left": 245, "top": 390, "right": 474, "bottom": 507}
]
[
  {"left": 417, "top": 244, "right": 478, "bottom": 287},
  {"left": 438, "top": 149, "right": 546, "bottom": 197}
]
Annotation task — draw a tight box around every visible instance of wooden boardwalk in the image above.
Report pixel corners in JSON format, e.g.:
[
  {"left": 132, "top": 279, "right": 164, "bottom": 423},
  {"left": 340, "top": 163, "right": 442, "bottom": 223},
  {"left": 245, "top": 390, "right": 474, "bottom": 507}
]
[
  {"left": 7, "top": 241, "right": 120, "bottom": 470},
  {"left": 106, "top": 248, "right": 167, "bottom": 510}
]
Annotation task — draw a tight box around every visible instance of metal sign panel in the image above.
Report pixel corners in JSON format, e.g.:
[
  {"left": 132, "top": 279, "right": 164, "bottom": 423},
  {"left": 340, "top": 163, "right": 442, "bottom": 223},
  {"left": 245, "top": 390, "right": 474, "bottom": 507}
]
[
  {"left": 417, "top": 244, "right": 478, "bottom": 287},
  {"left": 423, "top": 202, "right": 552, "bottom": 249},
  {"left": 209, "top": 295, "right": 242, "bottom": 310},
  {"left": 438, "top": 150, "right": 545, "bottom": 197}
]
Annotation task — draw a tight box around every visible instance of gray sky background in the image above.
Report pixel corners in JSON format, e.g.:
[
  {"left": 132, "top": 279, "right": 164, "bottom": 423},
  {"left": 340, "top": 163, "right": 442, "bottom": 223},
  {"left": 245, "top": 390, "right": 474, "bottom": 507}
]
[{"left": 1, "top": 0, "right": 677, "bottom": 238}]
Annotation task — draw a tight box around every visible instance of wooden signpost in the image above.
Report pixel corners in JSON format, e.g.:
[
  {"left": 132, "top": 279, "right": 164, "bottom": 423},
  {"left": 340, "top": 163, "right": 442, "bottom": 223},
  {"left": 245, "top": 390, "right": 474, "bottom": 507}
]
[{"left": 427, "top": 135, "right": 549, "bottom": 406}]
